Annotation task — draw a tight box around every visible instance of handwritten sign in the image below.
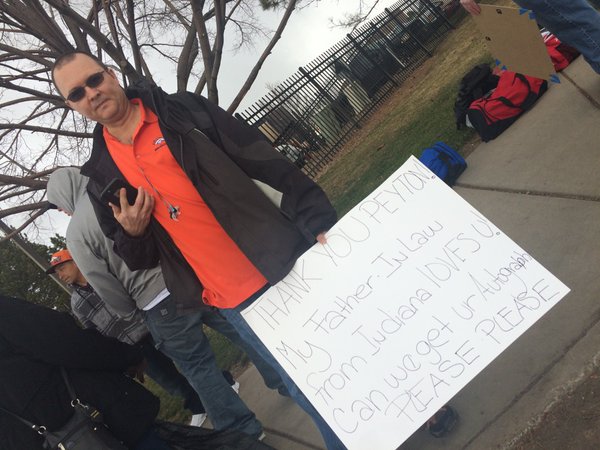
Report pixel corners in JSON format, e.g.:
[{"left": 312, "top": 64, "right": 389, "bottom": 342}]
[{"left": 242, "top": 156, "right": 569, "bottom": 450}]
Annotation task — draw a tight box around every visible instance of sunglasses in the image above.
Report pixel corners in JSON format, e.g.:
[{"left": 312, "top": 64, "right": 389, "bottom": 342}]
[{"left": 66, "top": 70, "right": 106, "bottom": 102}]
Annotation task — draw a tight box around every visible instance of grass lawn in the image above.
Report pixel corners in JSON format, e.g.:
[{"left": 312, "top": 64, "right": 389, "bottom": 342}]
[
  {"left": 317, "top": 0, "right": 514, "bottom": 215},
  {"left": 151, "top": 0, "right": 514, "bottom": 423}
]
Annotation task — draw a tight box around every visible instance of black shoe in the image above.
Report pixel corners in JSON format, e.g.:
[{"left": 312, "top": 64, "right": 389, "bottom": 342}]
[{"left": 426, "top": 405, "right": 458, "bottom": 438}]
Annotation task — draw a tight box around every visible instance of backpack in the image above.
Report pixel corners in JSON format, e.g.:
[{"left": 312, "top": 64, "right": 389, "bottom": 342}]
[
  {"left": 419, "top": 142, "right": 467, "bottom": 186},
  {"left": 467, "top": 71, "right": 547, "bottom": 142},
  {"left": 542, "top": 31, "right": 580, "bottom": 72},
  {"left": 454, "top": 64, "right": 500, "bottom": 129}
]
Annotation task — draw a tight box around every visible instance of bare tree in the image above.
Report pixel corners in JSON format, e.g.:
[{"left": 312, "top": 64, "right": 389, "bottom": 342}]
[
  {"left": 329, "top": 0, "right": 383, "bottom": 29},
  {"left": 0, "top": 0, "right": 382, "bottom": 241},
  {"left": 0, "top": 0, "right": 303, "bottom": 239}
]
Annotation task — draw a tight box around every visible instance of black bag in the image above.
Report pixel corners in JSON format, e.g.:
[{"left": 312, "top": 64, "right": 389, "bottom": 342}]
[
  {"left": 454, "top": 64, "right": 500, "bottom": 129},
  {"left": 0, "top": 368, "right": 127, "bottom": 450}
]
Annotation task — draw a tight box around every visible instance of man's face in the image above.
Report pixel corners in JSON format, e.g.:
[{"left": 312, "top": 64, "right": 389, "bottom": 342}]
[
  {"left": 53, "top": 53, "right": 129, "bottom": 125},
  {"left": 54, "top": 261, "right": 81, "bottom": 285}
]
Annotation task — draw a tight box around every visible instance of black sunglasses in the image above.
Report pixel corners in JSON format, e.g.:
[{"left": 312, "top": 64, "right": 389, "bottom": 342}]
[{"left": 66, "top": 70, "right": 106, "bottom": 102}]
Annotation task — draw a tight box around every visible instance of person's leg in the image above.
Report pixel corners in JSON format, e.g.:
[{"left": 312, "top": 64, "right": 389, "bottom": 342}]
[
  {"left": 514, "top": 0, "right": 600, "bottom": 73},
  {"left": 140, "top": 335, "right": 206, "bottom": 415},
  {"left": 201, "top": 307, "right": 289, "bottom": 395},
  {"left": 220, "top": 301, "right": 346, "bottom": 450},
  {"left": 133, "top": 427, "right": 172, "bottom": 450},
  {"left": 143, "top": 296, "right": 263, "bottom": 439}
]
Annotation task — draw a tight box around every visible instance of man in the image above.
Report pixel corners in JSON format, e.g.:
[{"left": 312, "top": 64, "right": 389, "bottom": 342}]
[
  {"left": 52, "top": 51, "right": 343, "bottom": 449},
  {"left": 45, "top": 248, "right": 239, "bottom": 428},
  {"left": 0, "top": 294, "right": 273, "bottom": 450},
  {"left": 46, "top": 167, "right": 287, "bottom": 440},
  {"left": 460, "top": 0, "right": 600, "bottom": 74}
]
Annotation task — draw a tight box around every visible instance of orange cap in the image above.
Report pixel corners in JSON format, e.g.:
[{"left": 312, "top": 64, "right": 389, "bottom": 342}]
[{"left": 45, "top": 249, "right": 73, "bottom": 274}]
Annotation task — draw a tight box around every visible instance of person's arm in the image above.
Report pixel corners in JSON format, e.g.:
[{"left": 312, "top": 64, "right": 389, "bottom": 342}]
[
  {"left": 86, "top": 185, "right": 160, "bottom": 271},
  {"left": 461, "top": 0, "right": 481, "bottom": 15},
  {"left": 182, "top": 93, "right": 338, "bottom": 241},
  {"left": 68, "top": 237, "right": 138, "bottom": 319},
  {"left": 0, "top": 295, "right": 142, "bottom": 372},
  {"left": 70, "top": 291, "right": 98, "bottom": 330}
]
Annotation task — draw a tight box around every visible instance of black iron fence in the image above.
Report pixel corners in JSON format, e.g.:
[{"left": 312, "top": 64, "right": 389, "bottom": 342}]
[{"left": 236, "top": 0, "right": 466, "bottom": 178}]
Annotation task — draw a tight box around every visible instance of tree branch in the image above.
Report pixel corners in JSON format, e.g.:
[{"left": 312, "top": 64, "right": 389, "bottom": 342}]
[
  {"left": 228, "top": 0, "right": 298, "bottom": 112},
  {"left": 42, "top": 0, "right": 140, "bottom": 81},
  {"left": 0, "top": 173, "right": 47, "bottom": 189},
  {"left": 0, "top": 202, "right": 49, "bottom": 219},
  {"left": 0, "top": 207, "right": 48, "bottom": 242},
  {"left": 0, "top": 123, "right": 91, "bottom": 138}
]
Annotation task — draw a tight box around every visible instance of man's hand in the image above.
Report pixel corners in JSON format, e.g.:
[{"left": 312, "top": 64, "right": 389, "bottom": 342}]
[
  {"left": 109, "top": 187, "right": 155, "bottom": 237},
  {"left": 316, "top": 232, "right": 327, "bottom": 245},
  {"left": 126, "top": 359, "right": 147, "bottom": 383},
  {"left": 460, "top": 0, "right": 481, "bottom": 15}
]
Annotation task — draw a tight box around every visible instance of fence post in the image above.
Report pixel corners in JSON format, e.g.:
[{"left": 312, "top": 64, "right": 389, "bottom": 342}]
[
  {"left": 346, "top": 34, "right": 399, "bottom": 86},
  {"left": 384, "top": 7, "right": 433, "bottom": 57},
  {"left": 369, "top": 22, "right": 406, "bottom": 67},
  {"left": 421, "top": 0, "right": 455, "bottom": 30},
  {"left": 298, "top": 67, "right": 336, "bottom": 103}
]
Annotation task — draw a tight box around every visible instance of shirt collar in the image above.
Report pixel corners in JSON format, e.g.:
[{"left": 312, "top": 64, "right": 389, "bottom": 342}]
[
  {"left": 131, "top": 98, "right": 158, "bottom": 124},
  {"left": 103, "top": 98, "right": 157, "bottom": 144}
]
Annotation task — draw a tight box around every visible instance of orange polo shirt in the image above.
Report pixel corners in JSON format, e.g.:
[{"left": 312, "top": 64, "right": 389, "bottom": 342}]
[{"left": 103, "top": 98, "right": 267, "bottom": 308}]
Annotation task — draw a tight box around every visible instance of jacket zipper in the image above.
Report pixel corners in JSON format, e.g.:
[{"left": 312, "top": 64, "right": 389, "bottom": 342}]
[{"left": 192, "top": 129, "right": 220, "bottom": 186}]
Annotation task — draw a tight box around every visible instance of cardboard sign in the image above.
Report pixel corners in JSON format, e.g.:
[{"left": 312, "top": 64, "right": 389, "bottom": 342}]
[
  {"left": 242, "top": 156, "right": 569, "bottom": 449},
  {"left": 472, "top": 5, "right": 555, "bottom": 80}
]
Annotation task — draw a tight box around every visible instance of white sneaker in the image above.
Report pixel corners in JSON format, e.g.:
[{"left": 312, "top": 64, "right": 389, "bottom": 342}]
[
  {"left": 189, "top": 413, "right": 207, "bottom": 427},
  {"left": 258, "top": 432, "right": 266, "bottom": 441},
  {"left": 231, "top": 380, "right": 240, "bottom": 394}
]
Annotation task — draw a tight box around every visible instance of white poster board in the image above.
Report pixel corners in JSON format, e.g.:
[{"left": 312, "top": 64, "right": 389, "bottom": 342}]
[{"left": 242, "top": 156, "right": 569, "bottom": 450}]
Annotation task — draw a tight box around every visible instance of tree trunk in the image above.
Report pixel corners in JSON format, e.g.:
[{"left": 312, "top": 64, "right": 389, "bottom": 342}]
[{"left": 227, "top": 0, "right": 298, "bottom": 113}]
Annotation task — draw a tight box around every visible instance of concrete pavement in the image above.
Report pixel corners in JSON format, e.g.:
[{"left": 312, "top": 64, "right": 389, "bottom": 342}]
[{"left": 236, "top": 56, "right": 600, "bottom": 449}]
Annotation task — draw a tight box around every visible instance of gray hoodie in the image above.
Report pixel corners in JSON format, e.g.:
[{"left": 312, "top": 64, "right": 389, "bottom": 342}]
[{"left": 47, "top": 167, "right": 167, "bottom": 316}]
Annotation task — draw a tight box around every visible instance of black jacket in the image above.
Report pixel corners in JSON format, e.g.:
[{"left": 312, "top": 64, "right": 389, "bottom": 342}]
[
  {"left": 0, "top": 295, "right": 159, "bottom": 450},
  {"left": 81, "top": 83, "right": 337, "bottom": 311}
]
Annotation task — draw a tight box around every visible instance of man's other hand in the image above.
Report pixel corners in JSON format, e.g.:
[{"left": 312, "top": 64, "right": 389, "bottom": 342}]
[
  {"left": 461, "top": 0, "right": 481, "bottom": 15},
  {"left": 109, "top": 187, "right": 155, "bottom": 237},
  {"left": 316, "top": 232, "right": 327, "bottom": 245},
  {"left": 126, "top": 358, "right": 147, "bottom": 383}
]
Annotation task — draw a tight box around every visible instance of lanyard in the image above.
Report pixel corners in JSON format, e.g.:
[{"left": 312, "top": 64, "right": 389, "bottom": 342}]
[{"left": 139, "top": 167, "right": 181, "bottom": 221}]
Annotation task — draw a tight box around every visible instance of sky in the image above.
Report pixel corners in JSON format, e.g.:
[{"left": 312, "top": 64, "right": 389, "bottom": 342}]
[
  {"left": 34, "top": 0, "right": 401, "bottom": 243},
  {"left": 155, "top": 0, "right": 401, "bottom": 112}
]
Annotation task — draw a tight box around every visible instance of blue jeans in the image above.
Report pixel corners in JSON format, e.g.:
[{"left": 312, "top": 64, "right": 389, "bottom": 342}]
[
  {"left": 134, "top": 427, "right": 171, "bottom": 450},
  {"left": 220, "top": 294, "right": 347, "bottom": 450},
  {"left": 198, "top": 304, "right": 288, "bottom": 395},
  {"left": 514, "top": 0, "right": 600, "bottom": 73},
  {"left": 141, "top": 335, "right": 205, "bottom": 414},
  {"left": 143, "top": 295, "right": 262, "bottom": 439}
]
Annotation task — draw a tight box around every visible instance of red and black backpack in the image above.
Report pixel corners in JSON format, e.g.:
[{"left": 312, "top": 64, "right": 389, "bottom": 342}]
[
  {"left": 543, "top": 31, "right": 580, "bottom": 72},
  {"left": 467, "top": 71, "right": 548, "bottom": 142}
]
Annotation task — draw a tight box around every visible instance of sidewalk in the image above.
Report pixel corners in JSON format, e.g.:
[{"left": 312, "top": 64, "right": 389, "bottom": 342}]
[{"left": 237, "top": 56, "right": 600, "bottom": 450}]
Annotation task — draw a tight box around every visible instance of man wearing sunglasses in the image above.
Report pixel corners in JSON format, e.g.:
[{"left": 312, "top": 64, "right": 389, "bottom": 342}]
[{"left": 52, "top": 51, "right": 342, "bottom": 449}]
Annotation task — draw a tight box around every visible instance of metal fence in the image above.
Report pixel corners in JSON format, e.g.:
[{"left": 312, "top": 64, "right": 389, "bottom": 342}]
[{"left": 236, "top": 0, "right": 466, "bottom": 178}]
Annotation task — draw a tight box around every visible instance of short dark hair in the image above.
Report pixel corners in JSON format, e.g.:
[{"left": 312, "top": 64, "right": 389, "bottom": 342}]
[{"left": 51, "top": 51, "right": 109, "bottom": 96}]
